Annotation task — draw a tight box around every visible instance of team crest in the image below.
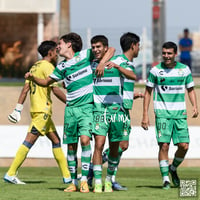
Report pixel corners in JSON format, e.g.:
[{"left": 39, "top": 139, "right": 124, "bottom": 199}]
[
  {"left": 123, "top": 130, "right": 128, "bottom": 136},
  {"left": 178, "top": 69, "right": 184, "bottom": 76},
  {"left": 75, "top": 55, "right": 81, "bottom": 62},
  {"left": 95, "top": 123, "right": 100, "bottom": 130}
]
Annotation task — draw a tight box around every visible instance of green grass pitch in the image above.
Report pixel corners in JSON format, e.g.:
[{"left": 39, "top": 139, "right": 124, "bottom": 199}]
[{"left": 0, "top": 167, "right": 199, "bottom": 200}]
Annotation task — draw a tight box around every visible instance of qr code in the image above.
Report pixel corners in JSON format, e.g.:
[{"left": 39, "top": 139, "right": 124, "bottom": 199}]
[{"left": 179, "top": 179, "right": 198, "bottom": 197}]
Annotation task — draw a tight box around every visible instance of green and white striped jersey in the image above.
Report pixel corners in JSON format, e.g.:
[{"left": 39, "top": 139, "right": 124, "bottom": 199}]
[
  {"left": 146, "top": 62, "right": 194, "bottom": 118},
  {"left": 50, "top": 49, "right": 94, "bottom": 107},
  {"left": 111, "top": 55, "right": 135, "bottom": 110},
  {"left": 92, "top": 54, "right": 135, "bottom": 111}
]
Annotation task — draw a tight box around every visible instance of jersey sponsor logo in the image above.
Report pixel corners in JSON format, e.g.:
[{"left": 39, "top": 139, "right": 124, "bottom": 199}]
[
  {"left": 159, "top": 70, "right": 164, "bottom": 75},
  {"left": 93, "top": 78, "right": 112, "bottom": 84},
  {"left": 66, "top": 69, "right": 88, "bottom": 82},
  {"left": 161, "top": 86, "right": 168, "bottom": 91},
  {"left": 161, "top": 85, "right": 183, "bottom": 91}
]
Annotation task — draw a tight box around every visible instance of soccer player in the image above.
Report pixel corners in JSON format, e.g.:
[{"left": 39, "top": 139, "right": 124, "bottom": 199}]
[
  {"left": 141, "top": 41, "right": 198, "bottom": 189},
  {"left": 91, "top": 34, "right": 138, "bottom": 193},
  {"left": 25, "top": 32, "right": 115, "bottom": 193},
  {"left": 4, "top": 40, "right": 71, "bottom": 184},
  {"left": 99, "top": 91, "right": 144, "bottom": 191}
]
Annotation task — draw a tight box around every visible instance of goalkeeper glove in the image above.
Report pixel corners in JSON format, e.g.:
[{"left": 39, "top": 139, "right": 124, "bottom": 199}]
[{"left": 8, "top": 103, "right": 23, "bottom": 123}]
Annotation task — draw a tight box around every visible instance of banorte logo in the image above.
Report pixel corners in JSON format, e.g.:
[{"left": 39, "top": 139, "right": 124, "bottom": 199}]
[{"left": 161, "top": 85, "right": 168, "bottom": 91}]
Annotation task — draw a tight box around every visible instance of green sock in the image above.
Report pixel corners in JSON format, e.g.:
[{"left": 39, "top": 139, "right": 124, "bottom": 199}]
[
  {"left": 159, "top": 160, "right": 170, "bottom": 182},
  {"left": 81, "top": 144, "right": 92, "bottom": 181},
  {"left": 171, "top": 157, "right": 184, "bottom": 171},
  {"left": 67, "top": 149, "right": 77, "bottom": 181},
  {"left": 106, "top": 154, "right": 119, "bottom": 182},
  {"left": 93, "top": 165, "right": 102, "bottom": 184},
  {"left": 103, "top": 146, "right": 123, "bottom": 164}
]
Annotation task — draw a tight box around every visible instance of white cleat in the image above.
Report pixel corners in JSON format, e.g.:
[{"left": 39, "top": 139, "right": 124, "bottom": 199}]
[
  {"left": 4, "top": 173, "right": 26, "bottom": 184},
  {"left": 63, "top": 177, "right": 72, "bottom": 184}
]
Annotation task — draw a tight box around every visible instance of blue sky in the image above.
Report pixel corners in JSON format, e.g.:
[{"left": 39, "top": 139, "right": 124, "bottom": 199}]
[
  {"left": 70, "top": 0, "right": 200, "bottom": 41},
  {"left": 69, "top": 0, "right": 200, "bottom": 63}
]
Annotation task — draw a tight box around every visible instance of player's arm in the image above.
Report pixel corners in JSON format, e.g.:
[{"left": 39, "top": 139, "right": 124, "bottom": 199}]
[
  {"left": 51, "top": 86, "right": 66, "bottom": 104},
  {"left": 95, "top": 47, "right": 115, "bottom": 77},
  {"left": 187, "top": 87, "right": 199, "bottom": 118},
  {"left": 25, "top": 72, "right": 55, "bottom": 87},
  {"left": 106, "top": 61, "right": 137, "bottom": 80},
  {"left": 8, "top": 82, "right": 30, "bottom": 123},
  {"left": 141, "top": 86, "right": 152, "bottom": 130}
]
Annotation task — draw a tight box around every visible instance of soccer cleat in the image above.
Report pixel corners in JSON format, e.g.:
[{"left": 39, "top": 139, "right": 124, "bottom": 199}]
[
  {"left": 112, "top": 182, "right": 127, "bottom": 191},
  {"left": 63, "top": 177, "right": 72, "bottom": 184},
  {"left": 104, "top": 180, "right": 113, "bottom": 192},
  {"left": 87, "top": 167, "right": 94, "bottom": 187},
  {"left": 64, "top": 183, "right": 77, "bottom": 192},
  {"left": 93, "top": 183, "right": 102, "bottom": 193},
  {"left": 4, "top": 173, "right": 26, "bottom": 184},
  {"left": 162, "top": 181, "right": 170, "bottom": 190},
  {"left": 80, "top": 181, "right": 89, "bottom": 193},
  {"left": 169, "top": 165, "right": 180, "bottom": 187}
]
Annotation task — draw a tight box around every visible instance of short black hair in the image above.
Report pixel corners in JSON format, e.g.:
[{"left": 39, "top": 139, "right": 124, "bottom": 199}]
[
  {"left": 91, "top": 35, "right": 109, "bottom": 47},
  {"left": 162, "top": 41, "right": 177, "bottom": 54},
  {"left": 184, "top": 28, "right": 189, "bottom": 33},
  {"left": 120, "top": 32, "right": 140, "bottom": 52},
  {"left": 38, "top": 40, "right": 57, "bottom": 57},
  {"left": 60, "top": 32, "right": 82, "bottom": 52}
]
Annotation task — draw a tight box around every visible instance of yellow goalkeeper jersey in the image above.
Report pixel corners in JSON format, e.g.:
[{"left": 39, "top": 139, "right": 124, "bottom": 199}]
[{"left": 26, "top": 60, "right": 57, "bottom": 115}]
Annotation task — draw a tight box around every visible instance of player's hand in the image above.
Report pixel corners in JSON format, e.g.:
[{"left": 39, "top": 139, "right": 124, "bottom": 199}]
[
  {"left": 141, "top": 116, "right": 150, "bottom": 130},
  {"left": 95, "top": 63, "right": 105, "bottom": 77},
  {"left": 106, "top": 61, "right": 119, "bottom": 69},
  {"left": 192, "top": 107, "right": 199, "bottom": 118},
  {"left": 8, "top": 104, "right": 23, "bottom": 123},
  {"left": 24, "top": 72, "right": 33, "bottom": 80}
]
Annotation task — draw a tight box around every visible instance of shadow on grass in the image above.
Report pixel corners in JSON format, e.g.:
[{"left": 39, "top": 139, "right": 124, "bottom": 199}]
[
  {"left": 136, "top": 185, "right": 177, "bottom": 189},
  {"left": 25, "top": 181, "right": 47, "bottom": 184}
]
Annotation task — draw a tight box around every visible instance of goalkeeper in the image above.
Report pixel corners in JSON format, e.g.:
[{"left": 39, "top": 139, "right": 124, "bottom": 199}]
[{"left": 4, "top": 40, "right": 71, "bottom": 184}]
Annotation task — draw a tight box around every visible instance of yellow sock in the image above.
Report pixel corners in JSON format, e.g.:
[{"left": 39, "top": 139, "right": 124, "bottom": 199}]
[
  {"left": 7, "top": 144, "right": 29, "bottom": 176},
  {"left": 52, "top": 147, "right": 71, "bottom": 178}
]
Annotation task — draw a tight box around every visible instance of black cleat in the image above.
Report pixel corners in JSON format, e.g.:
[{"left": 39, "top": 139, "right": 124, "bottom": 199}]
[
  {"left": 162, "top": 181, "right": 170, "bottom": 190},
  {"left": 169, "top": 165, "right": 180, "bottom": 187}
]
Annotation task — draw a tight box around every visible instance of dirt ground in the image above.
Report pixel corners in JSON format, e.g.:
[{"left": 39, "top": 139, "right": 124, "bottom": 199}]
[{"left": 0, "top": 77, "right": 199, "bottom": 126}]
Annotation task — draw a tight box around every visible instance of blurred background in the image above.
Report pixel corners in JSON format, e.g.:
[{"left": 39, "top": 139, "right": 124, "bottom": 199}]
[{"left": 1, "top": 0, "right": 200, "bottom": 81}]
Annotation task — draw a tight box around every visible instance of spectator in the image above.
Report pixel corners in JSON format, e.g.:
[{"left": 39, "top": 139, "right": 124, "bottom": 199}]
[{"left": 179, "top": 28, "right": 193, "bottom": 71}]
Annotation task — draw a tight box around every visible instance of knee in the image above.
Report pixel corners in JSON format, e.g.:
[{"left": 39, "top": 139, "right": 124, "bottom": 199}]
[
  {"left": 120, "top": 141, "right": 129, "bottom": 152},
  {"left": 178, "top": 143, "right": 189, "bottom": 152},
  {"left": 159, "top": 143, "right": 170, "bottom": 152},
  {"left": 80, "top": 136, "right": 90, "bottom": 146}
]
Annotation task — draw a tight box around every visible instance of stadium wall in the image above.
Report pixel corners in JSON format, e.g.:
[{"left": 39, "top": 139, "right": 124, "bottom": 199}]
[{"left": 1, "top": 125, "right": 200, "bottom": 167}]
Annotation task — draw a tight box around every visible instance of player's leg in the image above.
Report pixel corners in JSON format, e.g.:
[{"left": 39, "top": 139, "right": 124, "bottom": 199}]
[
  {"left": 111, "top": 140, "right": 128, "bottom": 190},
  {"left": 92, "top": 134, "right": 106, "bottom": 193},
  {"left": 156, "top": 118, "right": 172, "bottom": 189},
  {"left": 63, "top": 106, "right": 79, "bottom": 192},
  {"left": 78, "top": 104, "right": 93, "bottom": 193},
  {"left": 104, "top": 141, "right": 119, "bottom": 192},
  {"left": 4, "top": 127, "right": 40, "bottom": 184},
  {"left": 158, "top": 142, "right": 170, "bottom": 189},
  {"left": 169, "top": 119, "right": 189, "bottom": 187},
  {"left": 46, "top": 129, "right": 71, "bottom": 184},
  {"left": 64, "top": 143, "right": 78, "bottom": 192}
]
